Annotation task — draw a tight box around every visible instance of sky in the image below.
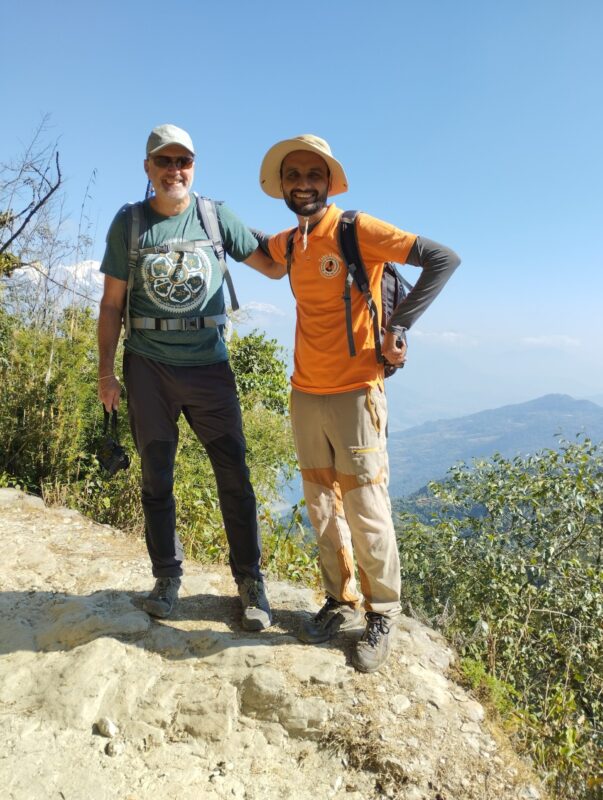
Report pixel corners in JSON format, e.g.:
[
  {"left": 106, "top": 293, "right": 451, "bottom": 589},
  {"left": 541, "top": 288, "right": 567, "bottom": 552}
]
[{"left": 2, "top": 0, "right": 602, "bottom": 430}]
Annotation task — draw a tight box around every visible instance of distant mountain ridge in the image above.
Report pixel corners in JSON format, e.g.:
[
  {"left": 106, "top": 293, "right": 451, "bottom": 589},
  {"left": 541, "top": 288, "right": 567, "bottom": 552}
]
[{"left": 388, "top": 393, "right": 603, "bottom": 497}]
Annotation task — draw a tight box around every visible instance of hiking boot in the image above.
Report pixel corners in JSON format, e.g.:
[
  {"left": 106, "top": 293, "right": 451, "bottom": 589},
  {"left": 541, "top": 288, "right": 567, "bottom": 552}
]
[
  {"left": 298, "top": 596, "right": 363, "bottom": 644},
  {"left": 238, "top": 577, "right": 272, "bottom": 631},
  {"left": 142, "top": 577, "right": 181, "bottom": 619},
  {"left": 352, "top": 612, "right": 393, "bottom": 673}
]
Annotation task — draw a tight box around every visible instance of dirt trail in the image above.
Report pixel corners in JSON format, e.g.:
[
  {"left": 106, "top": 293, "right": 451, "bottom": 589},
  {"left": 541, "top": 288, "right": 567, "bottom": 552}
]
[{"left": 0, "top": 488, "right": 543, "bottom": 800}]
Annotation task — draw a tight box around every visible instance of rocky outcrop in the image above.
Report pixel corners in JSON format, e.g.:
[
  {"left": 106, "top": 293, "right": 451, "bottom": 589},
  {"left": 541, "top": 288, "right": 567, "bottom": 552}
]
[{"left": 0, "top": 488, "right": 543, "bottom": 799}]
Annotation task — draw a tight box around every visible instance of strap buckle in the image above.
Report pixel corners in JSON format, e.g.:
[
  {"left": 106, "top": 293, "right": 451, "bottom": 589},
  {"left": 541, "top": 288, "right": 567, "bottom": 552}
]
[{"left": 182, "top": 316, "right": 203, "bottom": 331}]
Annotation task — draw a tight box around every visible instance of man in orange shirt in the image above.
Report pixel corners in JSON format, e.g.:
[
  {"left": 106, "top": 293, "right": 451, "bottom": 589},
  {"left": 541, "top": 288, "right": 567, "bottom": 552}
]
[{"left": 256, "top": 135, "right": 460, "bottom": 672}]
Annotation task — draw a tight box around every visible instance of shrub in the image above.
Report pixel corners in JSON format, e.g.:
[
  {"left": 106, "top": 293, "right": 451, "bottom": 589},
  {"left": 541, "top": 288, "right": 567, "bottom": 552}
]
[
  {"left": 397, "top": 439, "right": 603, "bottom": 799},
  {"left": 0, "top": 308, "right": 309, "bottom": 581}
]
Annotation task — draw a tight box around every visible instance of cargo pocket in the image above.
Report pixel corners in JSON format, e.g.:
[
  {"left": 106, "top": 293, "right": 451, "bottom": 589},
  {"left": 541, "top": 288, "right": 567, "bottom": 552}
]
[
  {"left": 366, "top": 387, "right": 387, "bottom": 435},
  {"left": 344, "top": 444, "right": 387, "bottom": 490},
  {"left": 335, "top": 389, "right": 388, "bottom": 494}
]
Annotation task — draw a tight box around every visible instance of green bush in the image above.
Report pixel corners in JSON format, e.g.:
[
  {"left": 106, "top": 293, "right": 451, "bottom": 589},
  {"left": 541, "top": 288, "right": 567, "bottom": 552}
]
[
  {"left": 0, "top": 306, "right": 311, "bottom": 582},
  {"left": 229, "top": 329, "right": 290, "bottom": 415},
  {"left": 397, "top": 440, "right": 603, "bottom": 799},
  {"left": 261, "top": 500, "right": 321, "bottom": 588},
  {"left": 0, "top": 306, "right": 100, "bottom": 491}
]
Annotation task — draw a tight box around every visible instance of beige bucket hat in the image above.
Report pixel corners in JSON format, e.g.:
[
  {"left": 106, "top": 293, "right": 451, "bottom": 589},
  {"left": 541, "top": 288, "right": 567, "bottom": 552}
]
[
  {"left": 259, "top": 134, "right": 348, "bottom": 198},
  {"left": 146, "top": 124, "right": 195, "bottom": 156}
]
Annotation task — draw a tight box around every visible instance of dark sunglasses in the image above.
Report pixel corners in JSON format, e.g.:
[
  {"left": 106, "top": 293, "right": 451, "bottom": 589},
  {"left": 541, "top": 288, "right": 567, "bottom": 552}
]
[{"left": 151, "top": 155, "right": 194, "bottom": 169}]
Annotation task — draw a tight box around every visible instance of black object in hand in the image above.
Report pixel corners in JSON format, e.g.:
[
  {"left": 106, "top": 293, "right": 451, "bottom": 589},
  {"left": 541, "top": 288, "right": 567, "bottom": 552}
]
[{"left": 97, "top": 409, "right": 130, "bottom": 476}]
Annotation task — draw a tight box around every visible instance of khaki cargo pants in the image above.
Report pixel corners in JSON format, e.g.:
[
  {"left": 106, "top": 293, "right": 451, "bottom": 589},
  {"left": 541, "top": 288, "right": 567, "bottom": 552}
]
[{"left": 290, "top": 386, "right": 401, "bottom": 619}]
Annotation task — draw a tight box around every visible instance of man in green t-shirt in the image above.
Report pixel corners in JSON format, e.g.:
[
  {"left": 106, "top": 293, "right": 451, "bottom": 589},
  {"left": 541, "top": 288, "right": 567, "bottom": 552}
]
[{"left": 98, "top": 124, "right": 286, "bottom": 628}]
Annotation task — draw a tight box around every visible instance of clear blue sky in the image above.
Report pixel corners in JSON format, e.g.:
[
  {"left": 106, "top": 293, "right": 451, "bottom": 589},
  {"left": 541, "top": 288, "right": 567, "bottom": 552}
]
[{"left": 2, "top": 0, "right": 602, "bottom": 428}]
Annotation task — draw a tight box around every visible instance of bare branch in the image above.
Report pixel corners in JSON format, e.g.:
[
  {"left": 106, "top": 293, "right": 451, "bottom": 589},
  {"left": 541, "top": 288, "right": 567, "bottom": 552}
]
[{"left": 0, "top": 151, "right": 62, "bottom": 257}]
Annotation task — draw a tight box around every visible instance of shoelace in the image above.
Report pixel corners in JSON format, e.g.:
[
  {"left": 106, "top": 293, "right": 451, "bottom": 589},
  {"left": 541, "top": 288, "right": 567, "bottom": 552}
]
[
  {"left": 364, "top": 613, "right": 390, "bottom": 647},
  {"left": 315, "top": 596, "right": 341, "bottom": 621},
  {"left": 244, "top": 581, "right": 262, "bottom": 605},
  {"left": 155, "top": 578, "right": 175, "bottom": 601}
]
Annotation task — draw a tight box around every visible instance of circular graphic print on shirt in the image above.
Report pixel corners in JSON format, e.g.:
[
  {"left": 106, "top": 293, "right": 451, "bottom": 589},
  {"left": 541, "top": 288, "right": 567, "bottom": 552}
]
[
  {"left": 141, "top": 248, "right": 212, "bottom": 314},
  {"left": 319, "top": 253, "right": 342, "bottom": 279}
]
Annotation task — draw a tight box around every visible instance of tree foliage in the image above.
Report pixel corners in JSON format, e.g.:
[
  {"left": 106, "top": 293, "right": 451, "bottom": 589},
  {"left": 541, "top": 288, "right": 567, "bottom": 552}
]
[
  {"left": 397, "top": 441, "right": 603, "bottom": 799},
  {"left": 0, "top": 303, "right": 307, "bottom": 577},
  {"left": 228, "top": 330, "right": 290, "bottom": 415}
]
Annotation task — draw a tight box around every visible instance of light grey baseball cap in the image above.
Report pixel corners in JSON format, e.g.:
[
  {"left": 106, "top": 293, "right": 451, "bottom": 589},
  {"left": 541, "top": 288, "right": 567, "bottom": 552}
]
[{"left": 146, "top": 124, "right": 195, "bottom": 156}]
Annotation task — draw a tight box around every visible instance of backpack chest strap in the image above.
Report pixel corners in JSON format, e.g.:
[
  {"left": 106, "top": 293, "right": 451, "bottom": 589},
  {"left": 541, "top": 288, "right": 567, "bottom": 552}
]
[
  {"left": 130, "top": 314, "right": 227, "bottom": 331},
  {"left": 138, "top": 240, "right": 216, "bottom": 256}
]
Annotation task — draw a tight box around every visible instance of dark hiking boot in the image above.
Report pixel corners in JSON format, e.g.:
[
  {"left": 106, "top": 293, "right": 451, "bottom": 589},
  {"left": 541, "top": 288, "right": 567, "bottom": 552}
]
[
  {"left": 298, "top": 596, "right": 363, "bottom": 644},
  {"left": 238, "top": 577, "right": 272, "bottom": 631},
  {"left": 352, "top": 612, "right": 393, "bottom": 673},
  {"left": 142, "top": 577, "right": 181, "bottom": 619}
]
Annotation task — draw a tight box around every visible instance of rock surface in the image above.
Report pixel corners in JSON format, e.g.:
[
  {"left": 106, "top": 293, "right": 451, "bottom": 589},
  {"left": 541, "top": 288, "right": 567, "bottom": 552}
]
[{"left": 0, "top": 488, "right": 543, "bottom": 799}]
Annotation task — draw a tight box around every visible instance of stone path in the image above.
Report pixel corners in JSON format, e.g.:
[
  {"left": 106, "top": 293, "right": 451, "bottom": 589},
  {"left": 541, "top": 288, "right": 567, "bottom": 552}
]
[{"left": 0, "top": 488, "right": 543, "bottom": 799}]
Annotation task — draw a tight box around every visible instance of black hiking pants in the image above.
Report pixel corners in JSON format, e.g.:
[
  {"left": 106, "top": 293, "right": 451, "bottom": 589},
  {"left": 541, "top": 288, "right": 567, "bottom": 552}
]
[{"left": 123, "top": 352, "right": 261, "bottom": 582}]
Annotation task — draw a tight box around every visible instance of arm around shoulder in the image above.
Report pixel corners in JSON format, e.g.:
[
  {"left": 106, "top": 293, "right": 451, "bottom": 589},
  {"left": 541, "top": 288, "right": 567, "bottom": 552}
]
[{"left": 243, "top": 246, "right": 287, "bottom": 279}]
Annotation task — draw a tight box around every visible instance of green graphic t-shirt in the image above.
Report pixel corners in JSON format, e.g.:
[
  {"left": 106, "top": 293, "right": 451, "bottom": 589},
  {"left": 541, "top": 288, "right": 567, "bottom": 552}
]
[{"left": 100, "top": 195, "right": 258, "bottom": 366}]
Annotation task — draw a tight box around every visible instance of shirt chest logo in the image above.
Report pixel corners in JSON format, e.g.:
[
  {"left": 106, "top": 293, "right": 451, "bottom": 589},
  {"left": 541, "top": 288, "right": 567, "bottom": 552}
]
[
  {"left": 319, "top": 253, "right": 342, "bottom": 279},
  {"left": 141, "top": 248, "right": 212, "bottom": 313}
]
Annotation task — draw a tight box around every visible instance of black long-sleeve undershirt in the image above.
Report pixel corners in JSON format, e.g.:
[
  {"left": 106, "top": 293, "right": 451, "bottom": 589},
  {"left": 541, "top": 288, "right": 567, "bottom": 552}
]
[{"left": 387, "top": 237, "right": 460, "bottom": 336}]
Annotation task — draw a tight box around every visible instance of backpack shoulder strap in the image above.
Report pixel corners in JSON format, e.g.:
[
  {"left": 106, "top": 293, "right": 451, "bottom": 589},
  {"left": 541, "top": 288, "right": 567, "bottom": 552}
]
[
  {"left": 338, "top": 210, "right": 370, "bottom": 293},
  {"left": 195, "top": 194, "right": 239, "bottom": 311},
  {"left": 337, "top": 210, "right": 382, "bottom": 361},
  {"left": 123, "top": 201, "right": 146, "bottom": 340},
  {"left": 195, "top": 194, "right": 222, "bottom": 250},
  {"left": 127, "top": 202, "right": 144, "bottom": 272},
  {"left": 285, "top": 227, "right": 297, "bottom": 297}
]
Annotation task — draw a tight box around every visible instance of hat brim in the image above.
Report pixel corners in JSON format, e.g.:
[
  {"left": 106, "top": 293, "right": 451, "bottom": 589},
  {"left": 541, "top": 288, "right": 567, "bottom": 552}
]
[
  {"left": 147, "top": 141, "right": 195, "bottom": 157},
  {"left": 259, "top": 139, "right": 348, "bottom": 199}
]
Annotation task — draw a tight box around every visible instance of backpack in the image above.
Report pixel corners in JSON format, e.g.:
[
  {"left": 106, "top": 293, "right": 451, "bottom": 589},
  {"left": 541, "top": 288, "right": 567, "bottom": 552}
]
[
  {"left": 286, "top": 209, "right": 413, "bottom": 377},
  {"left": 122, "top": 193, "right": 239, "bottom": 338}
]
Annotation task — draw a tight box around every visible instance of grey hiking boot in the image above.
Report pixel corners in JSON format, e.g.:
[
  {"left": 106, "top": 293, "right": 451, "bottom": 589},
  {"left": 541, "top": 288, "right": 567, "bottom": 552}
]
[
  {"left": 238, "top": 577, "right": 272, "bottom": 631},
  {"left": 298, "top": 596, "right": 363, "bottom": 644},
  {"left": 352, "top": 612, "right": 393, "bottom": 673},
  {"left": 142, "top": 577, "right": 181, "bottom": 619}
]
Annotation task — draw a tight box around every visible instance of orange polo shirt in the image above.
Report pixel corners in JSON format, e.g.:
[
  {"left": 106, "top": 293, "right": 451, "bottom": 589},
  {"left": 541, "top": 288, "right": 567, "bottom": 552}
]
[{"left": 269, "top": 204, "right": 417, "bottom": 395}]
